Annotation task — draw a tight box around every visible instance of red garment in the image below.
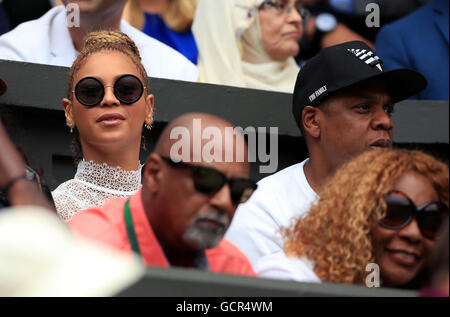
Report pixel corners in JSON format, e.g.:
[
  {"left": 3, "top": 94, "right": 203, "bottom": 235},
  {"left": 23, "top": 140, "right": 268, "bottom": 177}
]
[{"left": 68, "top": 189, "right": 256, "bottom": 277}]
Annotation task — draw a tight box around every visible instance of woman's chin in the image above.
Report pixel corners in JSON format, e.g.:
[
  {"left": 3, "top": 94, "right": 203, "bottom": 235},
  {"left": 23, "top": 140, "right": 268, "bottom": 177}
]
[
  {"left": 268, "top": 49, "right": 299, "bottom": 62},
  {"left": 89, "top": 135, "right": 137, "bottom": 148}
]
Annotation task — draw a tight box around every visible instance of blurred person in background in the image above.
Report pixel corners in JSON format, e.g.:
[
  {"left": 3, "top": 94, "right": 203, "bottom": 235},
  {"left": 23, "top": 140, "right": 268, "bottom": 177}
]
[
  {"left": 420, "top": 215, "right": 449, "bottom": 297},
  {"left": 297, "top": 0, "right": 373, "bottom": 62},
  {"left": 256, "top": 149, "right": 449, "bottom": 289},
  {"left": 192, "top": 0, "right": 304, "bottom": 93},
  {"left": 123, "top": 0, "right": 198, "bottom": 64},
  {"left": 0, "top": 0, "right": 198, "bottom": 82},
  {"left": 1, "top": 76, "right": 54, "bottom": 211},
  {"left": 0, "top": 1, "right": 11, "bottom": 35},
  {"left": 296, "top": 0, "right": 429, "bottom": 62},
  {"left": 1, "top": 0, "right": 53, "bottom": 29},
  {"left": 376, "top": 0, "right": 448, "bottom": 101}
]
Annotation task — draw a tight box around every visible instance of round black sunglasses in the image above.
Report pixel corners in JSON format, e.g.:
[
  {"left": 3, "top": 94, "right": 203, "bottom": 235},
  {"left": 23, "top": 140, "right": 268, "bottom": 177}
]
[{"left": 73, "top": 74, "right": 145, "bottom": 107}]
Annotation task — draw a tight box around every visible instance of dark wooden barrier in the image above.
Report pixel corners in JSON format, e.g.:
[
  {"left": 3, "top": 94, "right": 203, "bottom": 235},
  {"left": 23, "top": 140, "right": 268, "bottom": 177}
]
[
  {"left": 1, "top": 60, "right": 448, "bottom": 190},
  {"left": 116, "top": 266, "right": 417, "bottom": 297}
]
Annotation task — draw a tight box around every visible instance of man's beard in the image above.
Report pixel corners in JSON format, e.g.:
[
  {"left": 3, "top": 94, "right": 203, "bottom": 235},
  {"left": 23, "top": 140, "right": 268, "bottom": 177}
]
[{"left": 182, "top": 210, "right": 229, "bottom": 250}]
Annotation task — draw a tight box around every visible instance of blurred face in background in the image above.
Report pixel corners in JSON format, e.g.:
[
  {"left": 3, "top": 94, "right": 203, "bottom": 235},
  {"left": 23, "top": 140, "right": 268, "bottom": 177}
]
[{"left": 258, "top": 0, "right": 303, "bottom": 61}]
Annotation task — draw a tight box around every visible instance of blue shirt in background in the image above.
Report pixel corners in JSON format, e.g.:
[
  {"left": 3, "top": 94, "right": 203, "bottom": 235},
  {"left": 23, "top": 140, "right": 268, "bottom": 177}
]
[
  {"left": 0, "top": 4, "right": 11, "bottom": 35},
  {"left": 143, "top": 13, "right": 198, "bottom": 65}
]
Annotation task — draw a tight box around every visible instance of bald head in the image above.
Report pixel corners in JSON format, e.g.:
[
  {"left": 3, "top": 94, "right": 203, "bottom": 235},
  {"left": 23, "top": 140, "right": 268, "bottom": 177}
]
[
  {"left": 142, "top": 113, "right": 256, "bottom": 259},
  {"left": 154, "top": 113, "right": 249, "bottom": 166}
]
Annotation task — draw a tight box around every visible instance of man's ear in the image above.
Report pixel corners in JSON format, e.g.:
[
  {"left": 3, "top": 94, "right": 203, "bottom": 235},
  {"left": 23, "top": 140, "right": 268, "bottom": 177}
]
[
  {"left": 302, "top": 106, "right": 321, "bottom": 139},
  {"left": 143, "top": 153, "right": 163, "bottom": 195},
  {"left": 62, "top": 98, "right": 75, "bottom": 129}
]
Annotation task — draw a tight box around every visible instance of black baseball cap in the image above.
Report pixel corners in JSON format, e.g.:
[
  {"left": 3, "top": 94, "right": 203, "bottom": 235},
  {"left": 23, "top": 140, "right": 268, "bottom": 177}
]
[
  {"left": 0, "top": 77, "right": 7, "bottom": 96},
  {"left": 292, "top": 41, "right": 427, "bottom": 129}
]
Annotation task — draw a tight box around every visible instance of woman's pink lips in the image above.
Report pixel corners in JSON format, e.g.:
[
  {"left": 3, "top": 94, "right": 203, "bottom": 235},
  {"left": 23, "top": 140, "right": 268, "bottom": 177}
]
[
  {"left": 386, "top": 249, "right": 421, "bottom": 267},
  {"left": 96, "top": 113, "right": 125, "bottom": 127},
  {"left": 98, "top": 119, "right": 124, "bottom": 127}
]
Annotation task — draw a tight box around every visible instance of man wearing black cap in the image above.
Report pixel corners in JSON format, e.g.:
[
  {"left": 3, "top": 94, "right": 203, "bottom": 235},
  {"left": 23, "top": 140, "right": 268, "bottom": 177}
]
[{"left": 226, "top": 41, "right": 427, "bottom": 266}]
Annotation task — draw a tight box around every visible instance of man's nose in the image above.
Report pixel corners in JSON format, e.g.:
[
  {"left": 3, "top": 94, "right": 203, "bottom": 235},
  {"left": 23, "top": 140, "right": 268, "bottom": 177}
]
[
  {"left": 372, "top": 106, "right": 393, "bottom": 132},
  {"left": 209, "top": 184, "right": 234, "bottom": 216}
]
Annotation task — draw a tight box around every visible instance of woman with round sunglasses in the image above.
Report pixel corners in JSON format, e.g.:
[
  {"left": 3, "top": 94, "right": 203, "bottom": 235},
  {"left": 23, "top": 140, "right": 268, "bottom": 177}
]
[
  {"left": 192, "top": 0, "right": 305, "bottom": 93},
  {"left": 52, "top": 31, "right": 154, "bottom": 221},
  {"left": 255, "top": 149, "right": 449, "bottom": 289}
]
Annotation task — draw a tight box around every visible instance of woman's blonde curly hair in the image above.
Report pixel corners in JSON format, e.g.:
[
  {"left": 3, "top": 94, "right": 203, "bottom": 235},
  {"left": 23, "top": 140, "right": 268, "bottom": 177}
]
[{"left": 283, "top": 149, "right": 449, "bottom": 285}]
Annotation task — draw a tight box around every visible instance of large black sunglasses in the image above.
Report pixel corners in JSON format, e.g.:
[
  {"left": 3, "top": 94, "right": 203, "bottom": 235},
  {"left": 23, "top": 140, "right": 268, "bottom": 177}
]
[
  {"left": 161, "top": 156, "right": 258, "bottom": 205},
  {"left": 379, "top": 190, "right": 448, "bottom": 240},
  {"left": 73, "top": 74, "right": 145, "bottom": 107}
]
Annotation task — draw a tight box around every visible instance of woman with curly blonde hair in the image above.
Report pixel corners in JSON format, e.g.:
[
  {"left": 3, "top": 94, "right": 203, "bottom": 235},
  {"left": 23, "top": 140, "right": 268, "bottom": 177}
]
[{"left": 255, "top": 149, "right": 449, "bottom": 289}]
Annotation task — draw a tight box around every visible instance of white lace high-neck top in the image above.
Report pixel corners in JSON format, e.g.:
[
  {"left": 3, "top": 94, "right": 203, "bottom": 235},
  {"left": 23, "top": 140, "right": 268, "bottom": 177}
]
[{"left": 52, "top": 160, "right": 142, "bottom": 221}]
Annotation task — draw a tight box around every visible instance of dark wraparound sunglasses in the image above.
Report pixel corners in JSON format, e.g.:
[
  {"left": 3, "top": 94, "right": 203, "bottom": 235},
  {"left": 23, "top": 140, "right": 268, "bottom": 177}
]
[
  {"left": 73, "top": 74, "right": 145, "bottom": 107},
  {"left": 161, "top": 156, "right": 258, "bottom": 205},
  {"left": 379, "top": 190, "right": 448, "bottom": 240}
]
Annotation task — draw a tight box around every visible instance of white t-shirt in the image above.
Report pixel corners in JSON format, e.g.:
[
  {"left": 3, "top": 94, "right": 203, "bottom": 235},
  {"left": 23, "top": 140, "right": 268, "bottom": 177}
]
[
  {"left": 0, "top": 6, "right": 199, "bottom": 82},
  {"left": 254, "top": 250, "right": 321, "bottom": 283},
  {"left": 225, "top": 159, "right": 319, "bottom": 266}
]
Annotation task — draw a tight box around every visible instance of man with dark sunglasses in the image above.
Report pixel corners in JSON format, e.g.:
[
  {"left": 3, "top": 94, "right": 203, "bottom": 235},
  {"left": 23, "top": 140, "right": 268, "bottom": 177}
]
[
  {"left": 226, "top": 40, "right": 428, "bottom": 266},
  {"left": 69, "top": 113, "right": 257, "bottom": 275}
]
